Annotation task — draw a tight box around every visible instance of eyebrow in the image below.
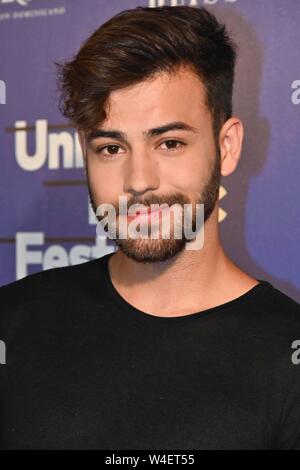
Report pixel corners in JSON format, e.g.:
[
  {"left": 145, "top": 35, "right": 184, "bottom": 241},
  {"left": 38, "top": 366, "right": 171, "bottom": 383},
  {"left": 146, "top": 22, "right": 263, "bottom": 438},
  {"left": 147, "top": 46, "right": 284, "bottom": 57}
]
[{"left": 87, "top": 121, "right": 200, "bottom": 144}]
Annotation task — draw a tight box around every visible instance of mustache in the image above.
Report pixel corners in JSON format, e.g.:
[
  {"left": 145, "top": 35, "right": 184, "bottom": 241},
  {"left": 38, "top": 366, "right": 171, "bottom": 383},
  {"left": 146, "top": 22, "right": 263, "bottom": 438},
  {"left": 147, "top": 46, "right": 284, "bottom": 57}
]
[
  {"left": 92, "top": 192, "right": 192, "bottom": 223},
  {"left": 114, "top": 192, "right": 191, "bottom": 217}
]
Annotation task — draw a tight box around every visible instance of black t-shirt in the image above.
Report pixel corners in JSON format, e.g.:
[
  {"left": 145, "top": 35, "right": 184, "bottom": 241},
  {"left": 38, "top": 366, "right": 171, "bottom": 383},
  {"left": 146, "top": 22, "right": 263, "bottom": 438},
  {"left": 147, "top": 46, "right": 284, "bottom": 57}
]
[{"left": 1, "top": 252, "right": 300, "bottom": 450}]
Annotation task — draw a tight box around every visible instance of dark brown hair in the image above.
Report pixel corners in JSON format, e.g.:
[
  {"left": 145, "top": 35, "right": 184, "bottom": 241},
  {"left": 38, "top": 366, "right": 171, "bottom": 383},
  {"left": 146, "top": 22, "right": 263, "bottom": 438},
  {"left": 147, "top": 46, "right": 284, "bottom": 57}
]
[{"left": 57, "top": 5, "right": 237, "bottom": 145}]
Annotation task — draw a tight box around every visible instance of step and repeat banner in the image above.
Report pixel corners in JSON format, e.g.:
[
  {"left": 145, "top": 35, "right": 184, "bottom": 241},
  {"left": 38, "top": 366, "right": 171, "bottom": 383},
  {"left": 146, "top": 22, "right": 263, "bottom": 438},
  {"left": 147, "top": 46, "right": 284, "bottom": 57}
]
[{"left": 0, "top": 0, "right": 299, "bottom": 302}]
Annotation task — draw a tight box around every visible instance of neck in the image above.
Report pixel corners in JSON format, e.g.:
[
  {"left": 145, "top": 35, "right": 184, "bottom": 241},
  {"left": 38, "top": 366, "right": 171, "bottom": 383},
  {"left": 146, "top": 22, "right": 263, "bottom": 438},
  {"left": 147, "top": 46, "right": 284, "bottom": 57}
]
[{"left": 108, "top": 204, "right": 258, "bottom": 316}]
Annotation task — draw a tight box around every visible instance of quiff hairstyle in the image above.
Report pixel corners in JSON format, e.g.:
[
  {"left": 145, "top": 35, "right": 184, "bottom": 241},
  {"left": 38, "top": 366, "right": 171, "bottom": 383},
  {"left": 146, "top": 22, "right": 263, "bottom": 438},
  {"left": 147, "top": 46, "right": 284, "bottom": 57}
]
[{"left": 57, "top": 5, "right": 237, "bottom": 146}]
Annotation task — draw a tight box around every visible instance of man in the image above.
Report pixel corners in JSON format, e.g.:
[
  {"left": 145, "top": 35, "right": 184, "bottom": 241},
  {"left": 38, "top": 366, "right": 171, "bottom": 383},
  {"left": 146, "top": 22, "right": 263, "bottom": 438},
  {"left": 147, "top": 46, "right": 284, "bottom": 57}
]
[{"left": 1, "top": 5, "right": 300, "bottom": 450}]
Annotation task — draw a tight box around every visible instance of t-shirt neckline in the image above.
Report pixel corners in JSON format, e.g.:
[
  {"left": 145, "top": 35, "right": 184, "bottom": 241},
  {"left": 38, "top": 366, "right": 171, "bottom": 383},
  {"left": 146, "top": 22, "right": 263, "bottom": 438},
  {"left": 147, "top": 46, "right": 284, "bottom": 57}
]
[{"left": 100, "top": 252, "right": 273, "bottom": 325}]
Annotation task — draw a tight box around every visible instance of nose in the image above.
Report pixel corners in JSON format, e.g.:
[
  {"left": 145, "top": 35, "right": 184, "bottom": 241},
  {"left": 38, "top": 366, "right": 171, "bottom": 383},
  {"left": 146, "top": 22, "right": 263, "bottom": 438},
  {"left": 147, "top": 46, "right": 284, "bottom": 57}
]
[{"left": 123, "top": 149, "right": 160, "bottom": 197}]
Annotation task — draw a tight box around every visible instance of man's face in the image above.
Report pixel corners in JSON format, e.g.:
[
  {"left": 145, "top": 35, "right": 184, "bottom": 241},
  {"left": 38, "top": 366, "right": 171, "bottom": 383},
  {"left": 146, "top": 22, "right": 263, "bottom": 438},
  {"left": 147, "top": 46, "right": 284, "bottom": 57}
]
[{"left": 81, "top": 66, "right": 221, "bottom": 263}]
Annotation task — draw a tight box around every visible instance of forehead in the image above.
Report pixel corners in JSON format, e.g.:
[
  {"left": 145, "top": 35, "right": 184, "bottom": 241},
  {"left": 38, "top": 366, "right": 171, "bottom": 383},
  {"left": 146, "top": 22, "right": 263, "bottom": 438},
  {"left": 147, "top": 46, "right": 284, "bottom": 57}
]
[{"left": 104, "top": 66, "right": 210, "bottom": 129}]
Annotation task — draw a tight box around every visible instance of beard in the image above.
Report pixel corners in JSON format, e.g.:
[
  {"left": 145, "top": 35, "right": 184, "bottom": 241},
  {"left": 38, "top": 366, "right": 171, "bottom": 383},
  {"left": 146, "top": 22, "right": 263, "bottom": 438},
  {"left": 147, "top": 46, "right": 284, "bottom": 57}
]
[{"left": 87, "top": 151, "right": 221, "bottom": 263}]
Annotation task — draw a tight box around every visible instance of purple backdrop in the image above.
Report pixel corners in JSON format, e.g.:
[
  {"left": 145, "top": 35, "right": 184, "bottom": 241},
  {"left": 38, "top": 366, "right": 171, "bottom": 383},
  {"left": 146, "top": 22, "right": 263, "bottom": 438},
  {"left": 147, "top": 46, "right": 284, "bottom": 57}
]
[{"left": 0, "top": 0, "right": 299, "bottom": 302}]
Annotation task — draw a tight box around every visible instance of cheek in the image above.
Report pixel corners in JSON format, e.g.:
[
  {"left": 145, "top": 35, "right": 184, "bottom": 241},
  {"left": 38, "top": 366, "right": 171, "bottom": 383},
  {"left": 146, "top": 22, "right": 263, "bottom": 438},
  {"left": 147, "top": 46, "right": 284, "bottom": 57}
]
[
  {"left": 161, "top": 155, "right": 209, "bottom": 194},
  {"left": 87, "top": 162, "right": 123, "bottom": 202}
]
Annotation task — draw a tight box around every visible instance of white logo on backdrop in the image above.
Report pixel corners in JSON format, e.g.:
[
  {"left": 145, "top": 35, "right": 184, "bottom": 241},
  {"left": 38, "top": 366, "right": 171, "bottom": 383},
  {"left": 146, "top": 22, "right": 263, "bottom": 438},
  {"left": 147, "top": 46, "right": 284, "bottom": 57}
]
[
  {"left": 0, "top": 0, "right": 32, "bottom": 6},
  {"left": 148, "top": 0, "right": 237, "bottom": 6},
  {"left": 15, "top": 232, "right": 113, "bottom": 279},
  {"left": 0, "top": 0, "right": 65, "bottom": 21},
  {"left": 13, "top": 120, "right": 83, "bottom": 171}
]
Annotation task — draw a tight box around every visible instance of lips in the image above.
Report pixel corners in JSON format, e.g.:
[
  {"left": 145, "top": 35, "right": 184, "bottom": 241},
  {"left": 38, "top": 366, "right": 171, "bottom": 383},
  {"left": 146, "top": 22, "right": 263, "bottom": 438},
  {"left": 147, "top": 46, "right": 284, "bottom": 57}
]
[
  {"left": 137, "top": 208, "right": 157, "bottom": 215},
  {"left": 128, "top": 208, "right": 158, "bottom": 218},
  {"left": 127, "top": 206, "right": 170, "bottom": 220}
]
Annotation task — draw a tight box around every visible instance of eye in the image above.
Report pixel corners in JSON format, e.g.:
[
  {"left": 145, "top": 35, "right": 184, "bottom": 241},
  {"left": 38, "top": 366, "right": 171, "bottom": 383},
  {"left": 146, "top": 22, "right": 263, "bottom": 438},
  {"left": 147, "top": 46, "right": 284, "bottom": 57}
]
[
  {"left": 159, "top": 140, "right": 186, "bottom": 152},
  {"left": 95, "top": 144, "right": 125, "bottom": 159},
  {"left": 95, "top": 139, "right": 186, "bottom": 160}
]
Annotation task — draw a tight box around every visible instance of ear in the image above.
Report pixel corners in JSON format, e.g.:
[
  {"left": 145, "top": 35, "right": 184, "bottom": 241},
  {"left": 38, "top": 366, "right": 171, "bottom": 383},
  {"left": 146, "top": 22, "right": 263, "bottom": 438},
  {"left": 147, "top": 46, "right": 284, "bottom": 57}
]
[
  {"left": 219, "top": 117, "right": 244, "bottom": 177},
  {"left": 78, "top": 129, "right": 87, "bottom": 173}
]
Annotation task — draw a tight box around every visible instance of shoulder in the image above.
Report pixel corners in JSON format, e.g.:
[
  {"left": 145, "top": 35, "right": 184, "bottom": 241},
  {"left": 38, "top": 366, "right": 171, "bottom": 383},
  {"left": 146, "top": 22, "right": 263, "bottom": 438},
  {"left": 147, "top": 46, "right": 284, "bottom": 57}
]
[
  {"left": 241, "top": 280, "right": 300, "bottom": 344},
  {"left": 252, "top": 281, "right": 300, "bottom": 329},
  {"left": 0, "top": 256, "right": 108, "bottom": 330},
  {"left": 214, "top": 280, "right": 300, "bottom": 367},
  {"left": 0, "top": 257, "right": 101, "bottom": 298},
  {"left": 239, "top": 281, "right": 300, "bottom": 372},
  {"left": 255, "top": 285, "right": 300, "bottom": 449}
]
